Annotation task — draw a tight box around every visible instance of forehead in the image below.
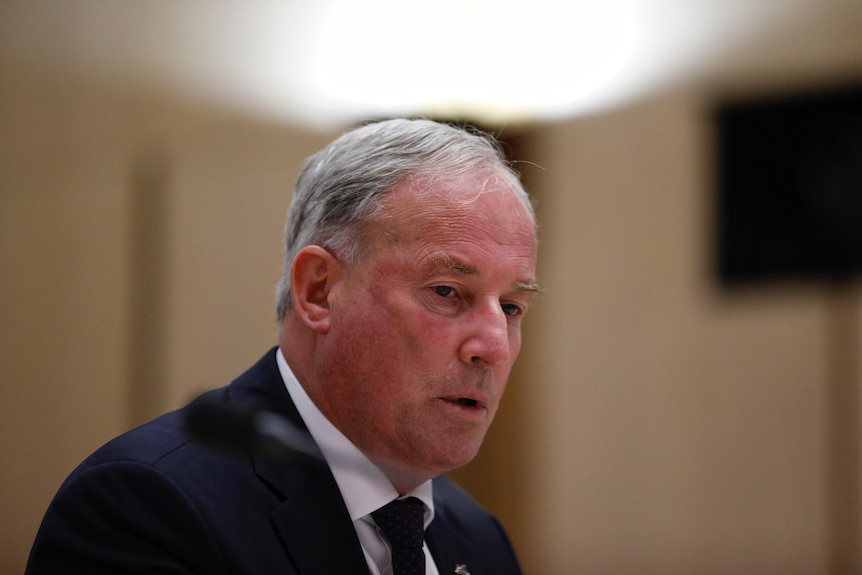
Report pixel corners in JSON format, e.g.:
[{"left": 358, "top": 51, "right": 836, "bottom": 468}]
[
  {"left": 368, "top": 173, "right": 537, "bottom": 273},
  {"left": 377, "top": 172, "right": 535, "bottom": 236}
]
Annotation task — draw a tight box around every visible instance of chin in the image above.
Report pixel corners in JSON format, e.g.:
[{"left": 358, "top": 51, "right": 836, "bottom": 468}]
[{"left": 425, "top": 443, "right": 483, "bottom": 475}]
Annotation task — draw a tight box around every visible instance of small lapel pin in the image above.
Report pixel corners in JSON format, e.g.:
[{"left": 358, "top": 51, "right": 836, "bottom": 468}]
[{"left": 454, "top": 565, "right": 470, "bottom": 575}]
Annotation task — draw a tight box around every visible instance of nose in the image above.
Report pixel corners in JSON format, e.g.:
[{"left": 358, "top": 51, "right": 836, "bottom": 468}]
[{"left": 458, "top": 301, "right": 513, "bottom": 368}]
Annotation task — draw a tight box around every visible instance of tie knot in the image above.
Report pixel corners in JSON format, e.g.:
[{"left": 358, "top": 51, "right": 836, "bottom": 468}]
[{"left": 372, "top": 497, "right": 426, "bottom": 550}]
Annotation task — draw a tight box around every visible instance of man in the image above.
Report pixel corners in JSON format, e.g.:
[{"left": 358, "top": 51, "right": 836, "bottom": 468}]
[{"left": 26, "top": 118, "right": 540, "bottom": 574}]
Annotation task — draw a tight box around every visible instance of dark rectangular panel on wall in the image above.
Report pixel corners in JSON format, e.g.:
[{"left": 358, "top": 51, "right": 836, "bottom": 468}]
[{"left": 716, "top": 82, "right": 862, "bottom": 285}]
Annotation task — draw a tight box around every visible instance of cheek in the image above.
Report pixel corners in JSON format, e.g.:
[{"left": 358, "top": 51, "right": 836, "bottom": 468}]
[
  {"left": 328, "top": 303, "right": 423, "bottom": 387},
  {"left": 374, "top": 297, "right": 459, "bottom": 360}
]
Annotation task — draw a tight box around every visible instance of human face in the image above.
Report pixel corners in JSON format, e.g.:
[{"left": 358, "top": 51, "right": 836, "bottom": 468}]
[{"left": 315, "top": 173, "right": 539, "bottom": 490}]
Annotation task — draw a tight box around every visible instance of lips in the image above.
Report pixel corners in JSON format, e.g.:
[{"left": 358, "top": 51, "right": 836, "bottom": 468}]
[{"left": 440, "top": 395, "right": 485, "bottom": 410}]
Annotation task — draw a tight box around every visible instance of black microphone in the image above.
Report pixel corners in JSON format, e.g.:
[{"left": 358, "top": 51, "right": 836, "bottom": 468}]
[{"left": 185, "top": 393, "right": 321, "bottom": 459}]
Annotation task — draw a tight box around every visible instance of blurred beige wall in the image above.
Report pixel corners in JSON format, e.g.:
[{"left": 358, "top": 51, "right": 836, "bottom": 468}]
[
  {"left": 0, "top": 72, "right": 336, "bottom": 573},
  {"left": 3, "top": 4, "right": 862, "bottom": 574},
  {"left": 452, "top": 4, "right": 862, "bottom": 574}
]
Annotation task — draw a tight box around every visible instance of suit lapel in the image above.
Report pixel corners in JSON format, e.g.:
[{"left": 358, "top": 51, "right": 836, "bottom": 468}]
[
  {"left": 228, "top": 348, "right": 370, "bottom": 574},
  {"left": 263, "top": 456, "right": 369, "bottom": 573},
  {"left": 426, "top": 503, "right": 481, "bottom": 575}
]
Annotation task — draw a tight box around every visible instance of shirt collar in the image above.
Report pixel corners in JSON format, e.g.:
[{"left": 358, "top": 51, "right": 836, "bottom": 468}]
[{"left": 276, "top": 348, "right": 435, "bottom": 527}]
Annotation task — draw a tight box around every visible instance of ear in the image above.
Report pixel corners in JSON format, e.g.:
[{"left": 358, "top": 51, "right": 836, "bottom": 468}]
[{"left": 290, "top": 245, "right": 340, "bottom": 334}]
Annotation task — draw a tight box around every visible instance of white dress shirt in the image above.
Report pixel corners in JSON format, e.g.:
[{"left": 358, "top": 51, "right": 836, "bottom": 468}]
[{"left": 277, "top": 349, "right": 441, "bottom": 575}]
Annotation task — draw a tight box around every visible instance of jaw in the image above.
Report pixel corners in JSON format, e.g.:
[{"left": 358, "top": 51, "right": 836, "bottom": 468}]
[{"left": 368, "top": 418, "right": 492, "bottom": 494}]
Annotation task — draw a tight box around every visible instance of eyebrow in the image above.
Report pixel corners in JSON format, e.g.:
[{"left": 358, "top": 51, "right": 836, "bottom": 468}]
[
  {"left": 516, "top": 281, "right": 544, "bottom": 294},
  {"left": 438, "top": 256, "right": 477, "bottom": 276},
  {"left": 430, "top": 256, "right": 544, "bottom": 294}
]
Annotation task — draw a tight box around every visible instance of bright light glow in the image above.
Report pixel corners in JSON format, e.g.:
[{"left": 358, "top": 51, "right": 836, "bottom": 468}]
[
  {"left": 0, "top": 0, "right": 821, "bottom": 131},
  {"left": 313, "top": 0, "right": 637, "bottom": 124}
]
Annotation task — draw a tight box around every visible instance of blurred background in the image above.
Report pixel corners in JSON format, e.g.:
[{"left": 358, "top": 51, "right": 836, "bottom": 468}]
[{"left": 2, "top": 0, "right": 862, "bottom": 573}]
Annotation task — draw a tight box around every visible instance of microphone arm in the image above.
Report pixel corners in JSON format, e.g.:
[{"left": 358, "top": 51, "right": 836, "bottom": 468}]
[{"left": 185, "top": 393, "right": 321, "bottom": 459}]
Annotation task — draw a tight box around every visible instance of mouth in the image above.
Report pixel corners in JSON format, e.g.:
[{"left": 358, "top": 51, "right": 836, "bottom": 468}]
[{"left": 440, "top": 395, "right": 485, "bottom": 414}]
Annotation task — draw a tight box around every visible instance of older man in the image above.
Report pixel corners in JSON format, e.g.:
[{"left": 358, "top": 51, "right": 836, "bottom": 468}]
[{"left": 27, "top": 118, "right": 539, "bottom": 575}]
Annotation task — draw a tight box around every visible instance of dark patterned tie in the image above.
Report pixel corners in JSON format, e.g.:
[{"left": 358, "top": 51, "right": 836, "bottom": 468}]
[{"left": 371, "top": 497, "right": 426, "bottom": 575}]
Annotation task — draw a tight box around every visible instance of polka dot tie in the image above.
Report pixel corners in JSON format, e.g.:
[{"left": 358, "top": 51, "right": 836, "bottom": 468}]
[{"left": 371, "top": 497, "right": 426, "bottom": 575}]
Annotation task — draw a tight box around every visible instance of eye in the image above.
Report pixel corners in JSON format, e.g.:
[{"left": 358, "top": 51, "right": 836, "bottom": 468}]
[
  {"left": 501, "top": 302, "right": 523, "bottom": 317},
  {"left": 433, "top": 285, "right": 456, "bottom": 298}
]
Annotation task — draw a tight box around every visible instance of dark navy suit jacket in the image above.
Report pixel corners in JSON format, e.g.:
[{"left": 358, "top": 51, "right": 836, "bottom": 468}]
[{"left": 26, "top": 348, "right": 523, "bottom": 575}]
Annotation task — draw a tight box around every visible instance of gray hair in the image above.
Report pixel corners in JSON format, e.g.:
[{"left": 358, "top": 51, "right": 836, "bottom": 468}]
[{"left": 275, "top": 118, "right": 534, "bottom": 322}]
